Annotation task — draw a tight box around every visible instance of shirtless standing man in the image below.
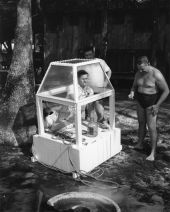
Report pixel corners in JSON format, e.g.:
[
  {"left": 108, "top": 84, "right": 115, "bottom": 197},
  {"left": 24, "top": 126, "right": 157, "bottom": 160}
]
[{"left": 128, "top": 56, "right": 169, "bottom": 161}]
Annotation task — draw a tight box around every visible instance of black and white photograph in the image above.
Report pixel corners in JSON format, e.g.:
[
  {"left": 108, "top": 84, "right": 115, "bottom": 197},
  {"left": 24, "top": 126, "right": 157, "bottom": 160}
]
[{"left": 0, "top": 0, "right": 170, "bottom": 211}]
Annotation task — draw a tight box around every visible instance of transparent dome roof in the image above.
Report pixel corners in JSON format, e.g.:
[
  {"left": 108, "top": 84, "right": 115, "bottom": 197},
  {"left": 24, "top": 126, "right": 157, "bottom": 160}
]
[{"left": 37, "top": 59, "right": 113, "bottom": 101}]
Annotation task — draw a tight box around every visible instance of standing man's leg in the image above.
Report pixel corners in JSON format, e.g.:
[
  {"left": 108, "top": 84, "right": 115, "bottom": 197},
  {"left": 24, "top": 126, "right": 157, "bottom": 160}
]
[
  {"left": 135, "top": 103, "right": 147, "bottom": 149},
  {"left": 146, "top": 107, "right": 158, "bottom": 161}
]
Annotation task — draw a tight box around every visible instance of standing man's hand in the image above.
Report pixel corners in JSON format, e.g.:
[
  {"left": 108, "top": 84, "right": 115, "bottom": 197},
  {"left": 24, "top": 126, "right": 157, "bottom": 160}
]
[
  {"left": 150, "top": 104, "right": 159, "bottom": 116},
  {"left": 128, "top": 91, "right": 135, "bottom": 100}
]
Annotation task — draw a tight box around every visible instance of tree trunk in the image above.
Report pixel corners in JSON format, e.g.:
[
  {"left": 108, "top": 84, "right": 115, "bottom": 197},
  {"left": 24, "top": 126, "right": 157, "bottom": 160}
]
[
  {"left": 0, "top": 0, "right": 35, "bottom": 146},
  {"left": 151, "top": 0, "right": 159, "bottom": 66}
]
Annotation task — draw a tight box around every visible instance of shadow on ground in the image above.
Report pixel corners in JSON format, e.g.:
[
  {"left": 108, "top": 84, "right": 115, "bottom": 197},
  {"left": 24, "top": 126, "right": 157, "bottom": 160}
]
[{"left": 0, "top": 89, "right": 170, "bottom": 212}]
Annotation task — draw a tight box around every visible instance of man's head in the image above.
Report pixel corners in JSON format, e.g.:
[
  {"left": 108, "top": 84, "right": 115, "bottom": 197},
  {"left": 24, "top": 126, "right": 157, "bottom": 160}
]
[
  {"left": 84, "top": 46, "right": 95, "bottom": 59},
  {"left": 77, "top": 70, "right": 89, "bottom": 88},
  {"left": 137, "top": 56, "right": 150, "bottom": 72}
]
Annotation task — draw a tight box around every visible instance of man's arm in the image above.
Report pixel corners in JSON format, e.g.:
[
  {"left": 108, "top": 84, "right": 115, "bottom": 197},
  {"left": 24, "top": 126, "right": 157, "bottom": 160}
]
[
  {"left": 154, "top": 69, "right": 169, "bottom": 107},
  {"left": 99, "top": 59, "right": 112, "bottom": 79},
  {"left": 86, "top": 87, "right": 94, "bottom": 96},
  {"left": 150, "top": 69, "right": 169, "bottom": 116},
  {"left": 128, "top": 72, "right": 138, "bottom": 99}
]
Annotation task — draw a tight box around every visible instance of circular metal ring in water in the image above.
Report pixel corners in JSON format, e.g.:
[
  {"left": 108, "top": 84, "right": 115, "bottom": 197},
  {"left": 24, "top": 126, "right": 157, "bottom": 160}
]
[{"left": 47, "top": 192, "right": 121, "bottom": 212}]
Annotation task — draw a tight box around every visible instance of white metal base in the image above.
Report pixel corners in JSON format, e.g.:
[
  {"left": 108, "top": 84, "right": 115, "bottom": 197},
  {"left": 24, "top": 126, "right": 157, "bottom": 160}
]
[{"left": 32, "top": 128, "right": 122, "bottom": 173}]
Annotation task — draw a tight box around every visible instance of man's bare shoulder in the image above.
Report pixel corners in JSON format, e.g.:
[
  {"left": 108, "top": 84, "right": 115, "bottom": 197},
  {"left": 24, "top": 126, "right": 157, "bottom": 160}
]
[
  {"left": 151, "top": 66, "right": 164, "bottom": 79},
  {"left": 151, "top": 66, "right": 160, "bottom": 72},
  {"left": 96, "top": 58, "right": 105, "bottom": 63},
  {"left": 97, "top": 58, "right": 110, "bottom": 71},
  {"left": 97, "top": 58, "right": 107, "bottom": 67}
]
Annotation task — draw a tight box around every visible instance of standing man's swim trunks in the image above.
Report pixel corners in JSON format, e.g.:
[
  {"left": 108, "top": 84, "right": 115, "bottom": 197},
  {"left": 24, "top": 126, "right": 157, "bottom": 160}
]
[{"left": 135, "top": 92, "right": 158, "bottom": 109}]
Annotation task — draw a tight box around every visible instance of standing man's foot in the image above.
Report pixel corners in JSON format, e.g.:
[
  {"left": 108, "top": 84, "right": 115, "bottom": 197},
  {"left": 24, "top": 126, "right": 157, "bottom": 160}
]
[{"left": 146, "top": 154, "right": 155, "bottom": 161}]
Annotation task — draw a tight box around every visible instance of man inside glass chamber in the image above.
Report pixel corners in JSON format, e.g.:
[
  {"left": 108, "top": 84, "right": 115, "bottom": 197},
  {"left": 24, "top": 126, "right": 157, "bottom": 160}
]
[
  {"left": 44, "top": 70, "right": 109, "bottom": 130},
  {"left": 67, "top": 69, "right": 95, "bottom": 120}
]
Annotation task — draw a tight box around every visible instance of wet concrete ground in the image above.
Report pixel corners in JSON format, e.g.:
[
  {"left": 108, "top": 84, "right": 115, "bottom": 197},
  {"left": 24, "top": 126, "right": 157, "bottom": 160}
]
[{"left": 0, "top": 89, "right": 170, "bottom": 212}]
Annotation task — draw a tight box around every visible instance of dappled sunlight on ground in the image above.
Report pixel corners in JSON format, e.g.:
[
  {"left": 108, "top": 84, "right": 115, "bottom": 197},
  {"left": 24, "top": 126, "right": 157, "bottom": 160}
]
[{"left": 0, "top": 89, "right": 170, "bottom": 211}]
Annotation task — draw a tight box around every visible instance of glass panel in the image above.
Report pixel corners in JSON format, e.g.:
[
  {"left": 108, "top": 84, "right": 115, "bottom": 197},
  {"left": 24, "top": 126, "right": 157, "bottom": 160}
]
[
  {"left": 77, "top": 62, "right": 113, "bottom": 94},
  {"left": 81, "top": 103, "right": 98, "bottom": 145},
  {"left": 39, "top": 65, "right": 73, "bottom": 96},
  {"left": 100, "top": 96, "right": 111, "bottom": 127},
  {"left": 80, "top": 97, "right": 111, "bottom": 145},
  {"left": 43, "top": 100, "right": 76, "bottom": 144}
]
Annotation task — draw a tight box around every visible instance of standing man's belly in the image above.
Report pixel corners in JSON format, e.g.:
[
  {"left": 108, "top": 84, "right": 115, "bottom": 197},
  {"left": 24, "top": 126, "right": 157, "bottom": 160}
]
[{"left": 137, "top": 85, "right": 157, "bottom": 94}]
